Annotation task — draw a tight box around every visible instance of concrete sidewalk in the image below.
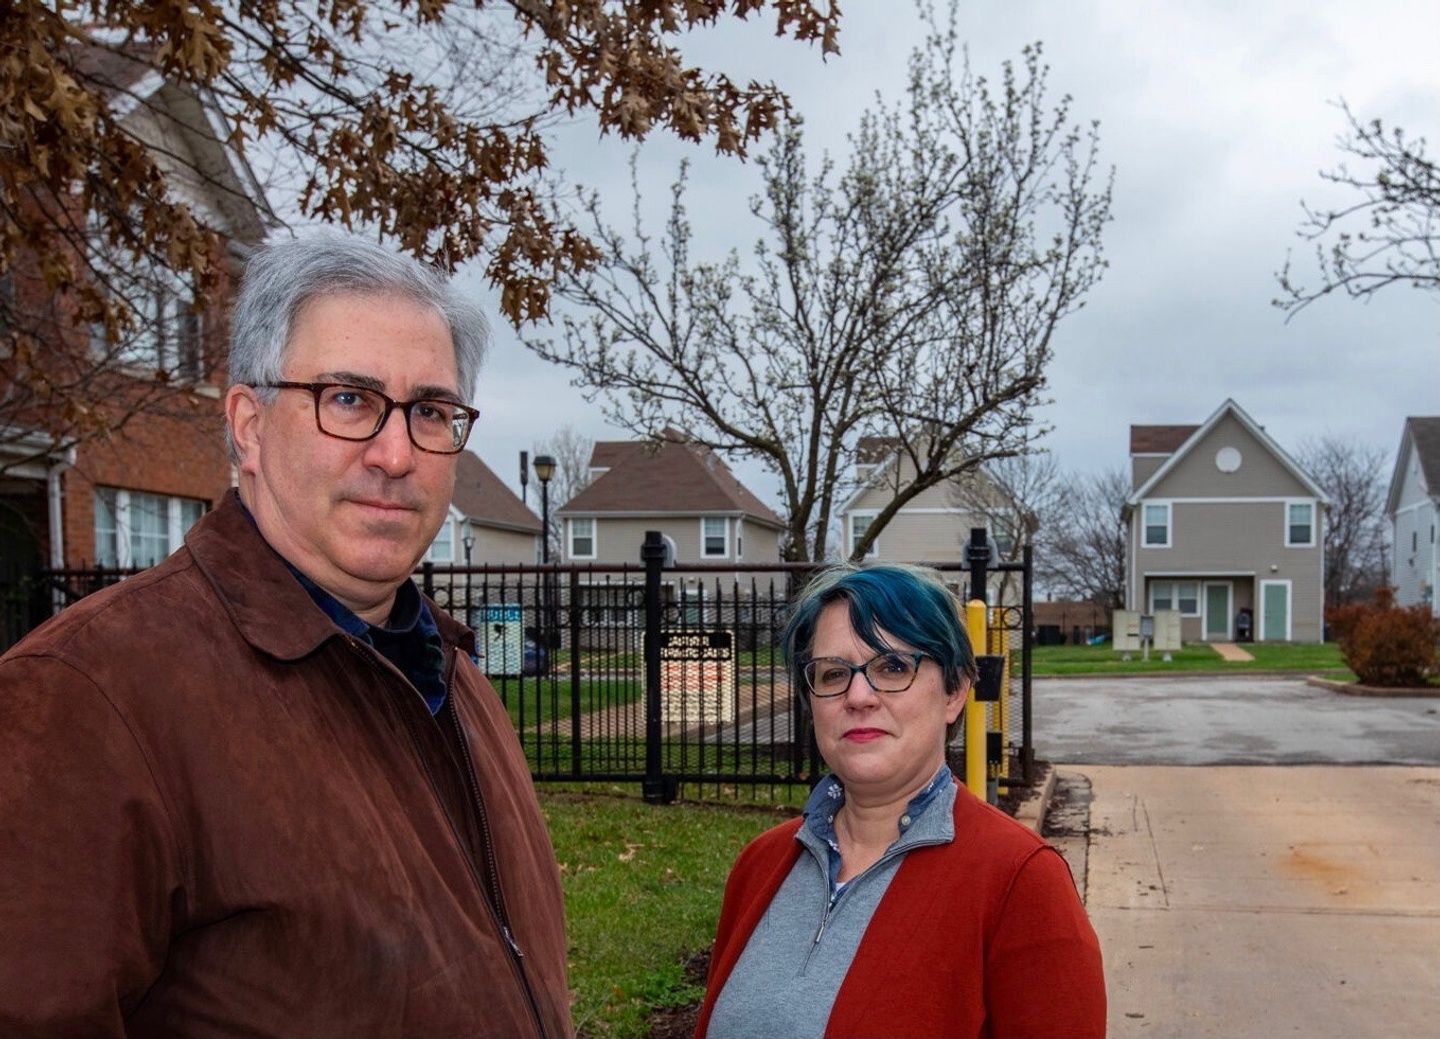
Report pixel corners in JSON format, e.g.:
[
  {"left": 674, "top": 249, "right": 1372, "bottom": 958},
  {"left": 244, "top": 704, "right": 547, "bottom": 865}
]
[{"left": 1060, "top": 765, "right": 1440, "bottom": 1038}]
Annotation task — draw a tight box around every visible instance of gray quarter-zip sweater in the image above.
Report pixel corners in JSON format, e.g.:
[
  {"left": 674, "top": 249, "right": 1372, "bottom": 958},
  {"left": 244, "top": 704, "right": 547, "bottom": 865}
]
[{"left": 706, "top": 771, "right": 956, "bottom": 1039}]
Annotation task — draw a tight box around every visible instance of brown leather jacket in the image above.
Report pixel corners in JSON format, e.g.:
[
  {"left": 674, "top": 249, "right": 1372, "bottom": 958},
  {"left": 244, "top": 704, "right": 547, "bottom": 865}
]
[{"left": 0, "top": 490, "right": 572, "bottom": 1038}]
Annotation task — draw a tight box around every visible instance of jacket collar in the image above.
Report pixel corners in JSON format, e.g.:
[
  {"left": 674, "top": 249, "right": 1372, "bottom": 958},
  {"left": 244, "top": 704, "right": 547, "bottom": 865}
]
[{"left": 186, "top": 490, "right": 475, "bottom": 660}]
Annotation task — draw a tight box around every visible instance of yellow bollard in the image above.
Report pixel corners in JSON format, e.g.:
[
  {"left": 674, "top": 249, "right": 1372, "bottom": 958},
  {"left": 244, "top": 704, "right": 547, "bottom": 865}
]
[
  {"left": 992, "top": 608, "right": 1010, "bottom": 781},
  {"left": 964, "top": 599, "right": 988, "bottom": 799}
]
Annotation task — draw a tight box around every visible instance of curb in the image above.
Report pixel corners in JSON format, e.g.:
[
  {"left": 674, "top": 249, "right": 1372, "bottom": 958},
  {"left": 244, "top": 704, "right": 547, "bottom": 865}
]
[
  {"left": 1306, "top": 675, "right": 1440, "bottom": 698},
  {"left": 1011, "top": 765, "right": 1057, "bottom": 835}
]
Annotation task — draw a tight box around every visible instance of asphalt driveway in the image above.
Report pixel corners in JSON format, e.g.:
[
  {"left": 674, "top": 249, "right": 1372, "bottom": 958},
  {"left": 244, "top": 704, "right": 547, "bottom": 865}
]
[{"left": 1030, "top": 674, "right": 1440, "bottom": 766}]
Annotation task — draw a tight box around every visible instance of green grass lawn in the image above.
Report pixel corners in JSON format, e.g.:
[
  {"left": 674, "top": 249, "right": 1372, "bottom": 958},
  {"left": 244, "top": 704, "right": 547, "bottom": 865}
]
[
  {"left": 540, "top": 788, "right": 798, "bottom": 1039},
  {"left": 1029, "top": 640, "right": 1353, "bottom": 678}
]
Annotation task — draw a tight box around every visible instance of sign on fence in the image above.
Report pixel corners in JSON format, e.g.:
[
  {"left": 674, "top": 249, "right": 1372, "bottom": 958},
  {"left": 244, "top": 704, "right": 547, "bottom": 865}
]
[
  {"left": 478, "top": 603, "right": 525, "bottom": 676},
  {"left": 659, "top": 629, "right": 735, "bottom": 724}
]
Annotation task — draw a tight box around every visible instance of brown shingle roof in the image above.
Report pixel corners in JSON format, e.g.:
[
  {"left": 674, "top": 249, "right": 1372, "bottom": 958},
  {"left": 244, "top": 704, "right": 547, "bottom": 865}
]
[
  {"left": 452, "top": 452, "right": 542, "bottom": 533},
  {"left": 1130, "top": 425, "right": 1199, "bottom": 454},
  {"left": 562, "top": 437, "right": 783, "bottom": 527}
]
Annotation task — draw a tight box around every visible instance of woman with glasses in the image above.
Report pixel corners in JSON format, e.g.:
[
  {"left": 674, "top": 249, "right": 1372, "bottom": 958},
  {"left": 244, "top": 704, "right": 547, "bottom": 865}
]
[{"left": 696, "top": 563, "right": 1105, "bottom": 1039}]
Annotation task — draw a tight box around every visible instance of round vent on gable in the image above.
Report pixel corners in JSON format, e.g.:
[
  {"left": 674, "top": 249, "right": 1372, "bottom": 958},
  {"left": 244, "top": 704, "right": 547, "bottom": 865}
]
[{"left": 1215, "top": 446, "right": 1242, "bottom": 473}]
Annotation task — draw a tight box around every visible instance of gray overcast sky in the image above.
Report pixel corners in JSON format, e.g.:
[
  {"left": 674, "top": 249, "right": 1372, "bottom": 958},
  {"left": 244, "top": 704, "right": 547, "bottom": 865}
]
[{"left": 464, "top": 0, "right": 1439, "bottom": 514}]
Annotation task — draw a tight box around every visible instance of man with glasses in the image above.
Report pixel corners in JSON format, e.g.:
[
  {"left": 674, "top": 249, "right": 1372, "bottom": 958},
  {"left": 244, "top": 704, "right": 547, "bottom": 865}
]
[{"left": 0, "top": 232, "right": 572, "bottom": 1037}]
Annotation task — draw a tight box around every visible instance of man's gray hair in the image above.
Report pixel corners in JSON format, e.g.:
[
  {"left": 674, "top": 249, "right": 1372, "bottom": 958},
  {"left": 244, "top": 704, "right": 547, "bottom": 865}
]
[{"left": 229, "top": 230, "right": 489, "bottom": 405}]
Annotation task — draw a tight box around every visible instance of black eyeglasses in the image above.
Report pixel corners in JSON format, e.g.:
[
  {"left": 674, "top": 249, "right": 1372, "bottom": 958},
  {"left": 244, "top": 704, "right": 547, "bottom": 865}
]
[
  {"left": 802, "top": 651, "right": 929, "bottom": 698},
  {"left": 257, "top": 381, "right": 479, "bottom": 455}
]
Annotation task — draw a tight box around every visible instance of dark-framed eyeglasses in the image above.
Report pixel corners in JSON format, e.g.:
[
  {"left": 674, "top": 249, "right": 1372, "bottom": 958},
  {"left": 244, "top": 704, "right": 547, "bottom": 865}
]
[
  {"left": 802, "top": 651, "right": 929, "bottom": 698},
  {"left": 256, "top": 381, "right": 479, "bottom": 455}
]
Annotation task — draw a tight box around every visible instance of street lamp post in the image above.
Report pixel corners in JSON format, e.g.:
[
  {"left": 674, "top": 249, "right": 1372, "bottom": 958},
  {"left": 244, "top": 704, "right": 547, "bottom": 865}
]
[
  {"left": 532, "top": 454, "right": 556, "bottom": 655},
  {"left": 533, "top": 454, "right": 556, "bottom": 565}
]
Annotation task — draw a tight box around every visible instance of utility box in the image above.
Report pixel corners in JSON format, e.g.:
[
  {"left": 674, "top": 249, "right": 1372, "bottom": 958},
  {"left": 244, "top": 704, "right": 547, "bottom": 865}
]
[
  {"left": 1151, "top": 609, "right": 1182, "bottom": 650},
  {"left": 1113, "top": 610, "right": 1142, "bottom": 651},
  {"left": 1113, "top": 608, "right": 1181, "bottom": 652}
]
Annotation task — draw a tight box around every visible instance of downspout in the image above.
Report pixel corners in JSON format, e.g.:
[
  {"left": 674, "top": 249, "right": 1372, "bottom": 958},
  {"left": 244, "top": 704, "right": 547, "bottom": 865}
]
[{"left": 47, "top": 445, "right": 77, "bottom": 614}]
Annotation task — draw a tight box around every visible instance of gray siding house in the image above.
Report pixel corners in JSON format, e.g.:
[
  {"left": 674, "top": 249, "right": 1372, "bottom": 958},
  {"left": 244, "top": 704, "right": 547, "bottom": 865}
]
[
  {"left": 427, "top": 451, "right": 543, "bottom": 565},
  {"left": 1124, "top": 400, "right": 1329, "bottom": 643},
  {"left": 1386, "top": 416, "right": 1440, "bottom": 614}
]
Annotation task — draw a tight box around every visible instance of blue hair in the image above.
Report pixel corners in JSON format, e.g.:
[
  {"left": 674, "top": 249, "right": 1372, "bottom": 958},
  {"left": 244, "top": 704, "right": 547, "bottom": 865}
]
[{"left": 782, "top": 563, "right": 978, "bottom": 697}]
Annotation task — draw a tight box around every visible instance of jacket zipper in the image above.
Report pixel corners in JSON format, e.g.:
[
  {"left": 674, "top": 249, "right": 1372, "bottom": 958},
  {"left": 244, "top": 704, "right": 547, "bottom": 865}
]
[
  {"left": 446, "top": 689, "right": 549, "bottom": 1032},
  {"left": 349, "top": 637, "right": 549, "bottom": 1038},
  {"left": 805, "top": 835, "right": 949, "bottom": 969}
]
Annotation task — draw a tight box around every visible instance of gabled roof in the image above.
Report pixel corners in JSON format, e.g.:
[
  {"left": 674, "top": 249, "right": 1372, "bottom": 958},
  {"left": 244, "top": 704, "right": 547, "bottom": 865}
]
[
  {"left": 559, "top": 433, "right": 784, "bottom": 528},
  {"left": 452, "top": 451, "right": 542, "bottom": 534},
  {"left": 73, "top": 40, "right": 277, "bottom": 246},
  {"left": 1385, "top": 416, "right": 1440, "bottom": 515},
  {"left": 1125, "top": 398, "right": 1328, "bottom": 506}
]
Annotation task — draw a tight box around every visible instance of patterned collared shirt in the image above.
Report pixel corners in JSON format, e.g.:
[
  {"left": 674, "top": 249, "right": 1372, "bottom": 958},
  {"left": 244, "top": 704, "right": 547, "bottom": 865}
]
[{"left": 801, "top": 764, "right": 955, "bottom": 891}]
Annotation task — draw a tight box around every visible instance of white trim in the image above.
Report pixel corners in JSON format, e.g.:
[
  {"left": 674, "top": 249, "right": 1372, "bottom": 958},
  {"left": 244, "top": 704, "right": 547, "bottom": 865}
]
[
  {"left": 848, "top": 511, "right": 879, "bottom": 558},
  {"left": 1203, "top": 582, "right": 1233, "bottom": 640},
  {"left": 567, "top": 517, "right": 597, "bottom": 560},
  {"left": 1143, "top": 569, "right": 1258, "bottom": 577},
  {"left": 700, "top": 516, "right": 729, "bottom": 559},
  {"left": 1136, "top": 495, "right": 1327, "bottom": 506},
  {"left": 1284, "top": 500, "right": 1317, "bottom": 548},
  {"left": 1148, "top": 578, "right": 1200, "bottom": 617},
  {"left": 1142, "top": 501, "right": 1172, "bottom": 548}
]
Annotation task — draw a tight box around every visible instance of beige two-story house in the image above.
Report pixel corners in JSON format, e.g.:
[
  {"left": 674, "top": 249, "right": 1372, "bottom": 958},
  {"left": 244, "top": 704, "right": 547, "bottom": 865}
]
[
  {"left": 559, "top": 431, "right": 785, "bottom": 570},
  {"left": 839, "top": 437, "right": 1019, "bottom": 602},
  {"left": 1124, "top": 399, "right": 1329, "bottom": 643},
  {"left": 555, "top": 430, "right": 787, "bottom": 629}
]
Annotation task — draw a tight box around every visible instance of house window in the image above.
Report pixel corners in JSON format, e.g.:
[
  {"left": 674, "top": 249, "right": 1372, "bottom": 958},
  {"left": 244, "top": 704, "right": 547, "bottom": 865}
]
[
  {"left": 1286, "top": 503, "right": 1315, "bottom": 547},
  {"left": 94, "top": 488, "right": 206, "bottom": 567},
  {"left": 1151, "top": 580, "right": 1199, "bottom": 616},
  {"left": 849, "top": 513, "right": 878, "bottom": 557},
  {"left": 426, "top": 517, "right": 454, "bottom": 562},
  {"left": 569, "top": 518, "right": 595, "bottom": 559},
  {"left": 991, "top": 527, "right": 1016, "bottom": 559},
  {"left": 91, "top": 241, "right": 206, "bottom": 382},
  {"left": 1143, "top": 503, "right": 1170, "bottom": 547},
  {"left": 702, "top": 517, "right": 728, "bottom": 558}
]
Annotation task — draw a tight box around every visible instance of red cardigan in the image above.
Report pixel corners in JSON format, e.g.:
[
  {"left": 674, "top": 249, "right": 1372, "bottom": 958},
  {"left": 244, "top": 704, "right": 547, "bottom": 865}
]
[{"left": 696, "top": 783, "right": 1105, "bottom": 1038}]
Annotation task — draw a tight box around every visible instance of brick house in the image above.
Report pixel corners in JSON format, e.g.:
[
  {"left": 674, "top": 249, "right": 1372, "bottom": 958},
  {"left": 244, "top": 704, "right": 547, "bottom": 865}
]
[{"left": 0, "top": 44, "right": 274, "bottom": 579}]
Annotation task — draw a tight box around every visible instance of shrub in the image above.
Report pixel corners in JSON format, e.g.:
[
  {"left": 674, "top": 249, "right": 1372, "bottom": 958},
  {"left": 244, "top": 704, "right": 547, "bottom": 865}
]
[{"left": 1326, "top": 587, "right": 1440, "bottom": 687}]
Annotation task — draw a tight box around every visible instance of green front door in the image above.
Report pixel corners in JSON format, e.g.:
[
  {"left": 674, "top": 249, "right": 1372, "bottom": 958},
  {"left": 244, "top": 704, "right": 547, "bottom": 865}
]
[
  {"left": 1260, "top": 581, "right": 1291, "bottom": 641},
  {"left": 1204, "top": 583, "right": 1231, "bottom": 640}
]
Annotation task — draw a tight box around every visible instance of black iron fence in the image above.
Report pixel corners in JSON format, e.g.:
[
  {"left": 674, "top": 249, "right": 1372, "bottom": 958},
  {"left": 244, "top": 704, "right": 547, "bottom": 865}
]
[{"left": 2, "top": 534, "right": 1033, "bottom": 803}]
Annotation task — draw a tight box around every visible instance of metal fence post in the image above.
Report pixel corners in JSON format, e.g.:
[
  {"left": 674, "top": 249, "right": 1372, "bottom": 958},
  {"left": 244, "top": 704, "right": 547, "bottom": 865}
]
[{"left": 641, "top": 531, "right": 675, "bottom": 803}]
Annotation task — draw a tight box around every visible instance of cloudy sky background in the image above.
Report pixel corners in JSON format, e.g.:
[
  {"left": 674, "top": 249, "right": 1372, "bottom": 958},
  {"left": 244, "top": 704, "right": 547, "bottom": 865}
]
[{"left": 462, "top": 0, "right": 1439, "bottom": 513}]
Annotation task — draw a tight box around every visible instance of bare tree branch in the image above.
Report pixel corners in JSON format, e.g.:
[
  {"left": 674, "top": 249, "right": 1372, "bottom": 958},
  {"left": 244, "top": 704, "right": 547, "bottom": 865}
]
[
  {"left": 527, "top": 1, "right": 1112, "bottom": 561},
  {"left": 1276, "top": 98, "right": 1439, "bottom": 318}
]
